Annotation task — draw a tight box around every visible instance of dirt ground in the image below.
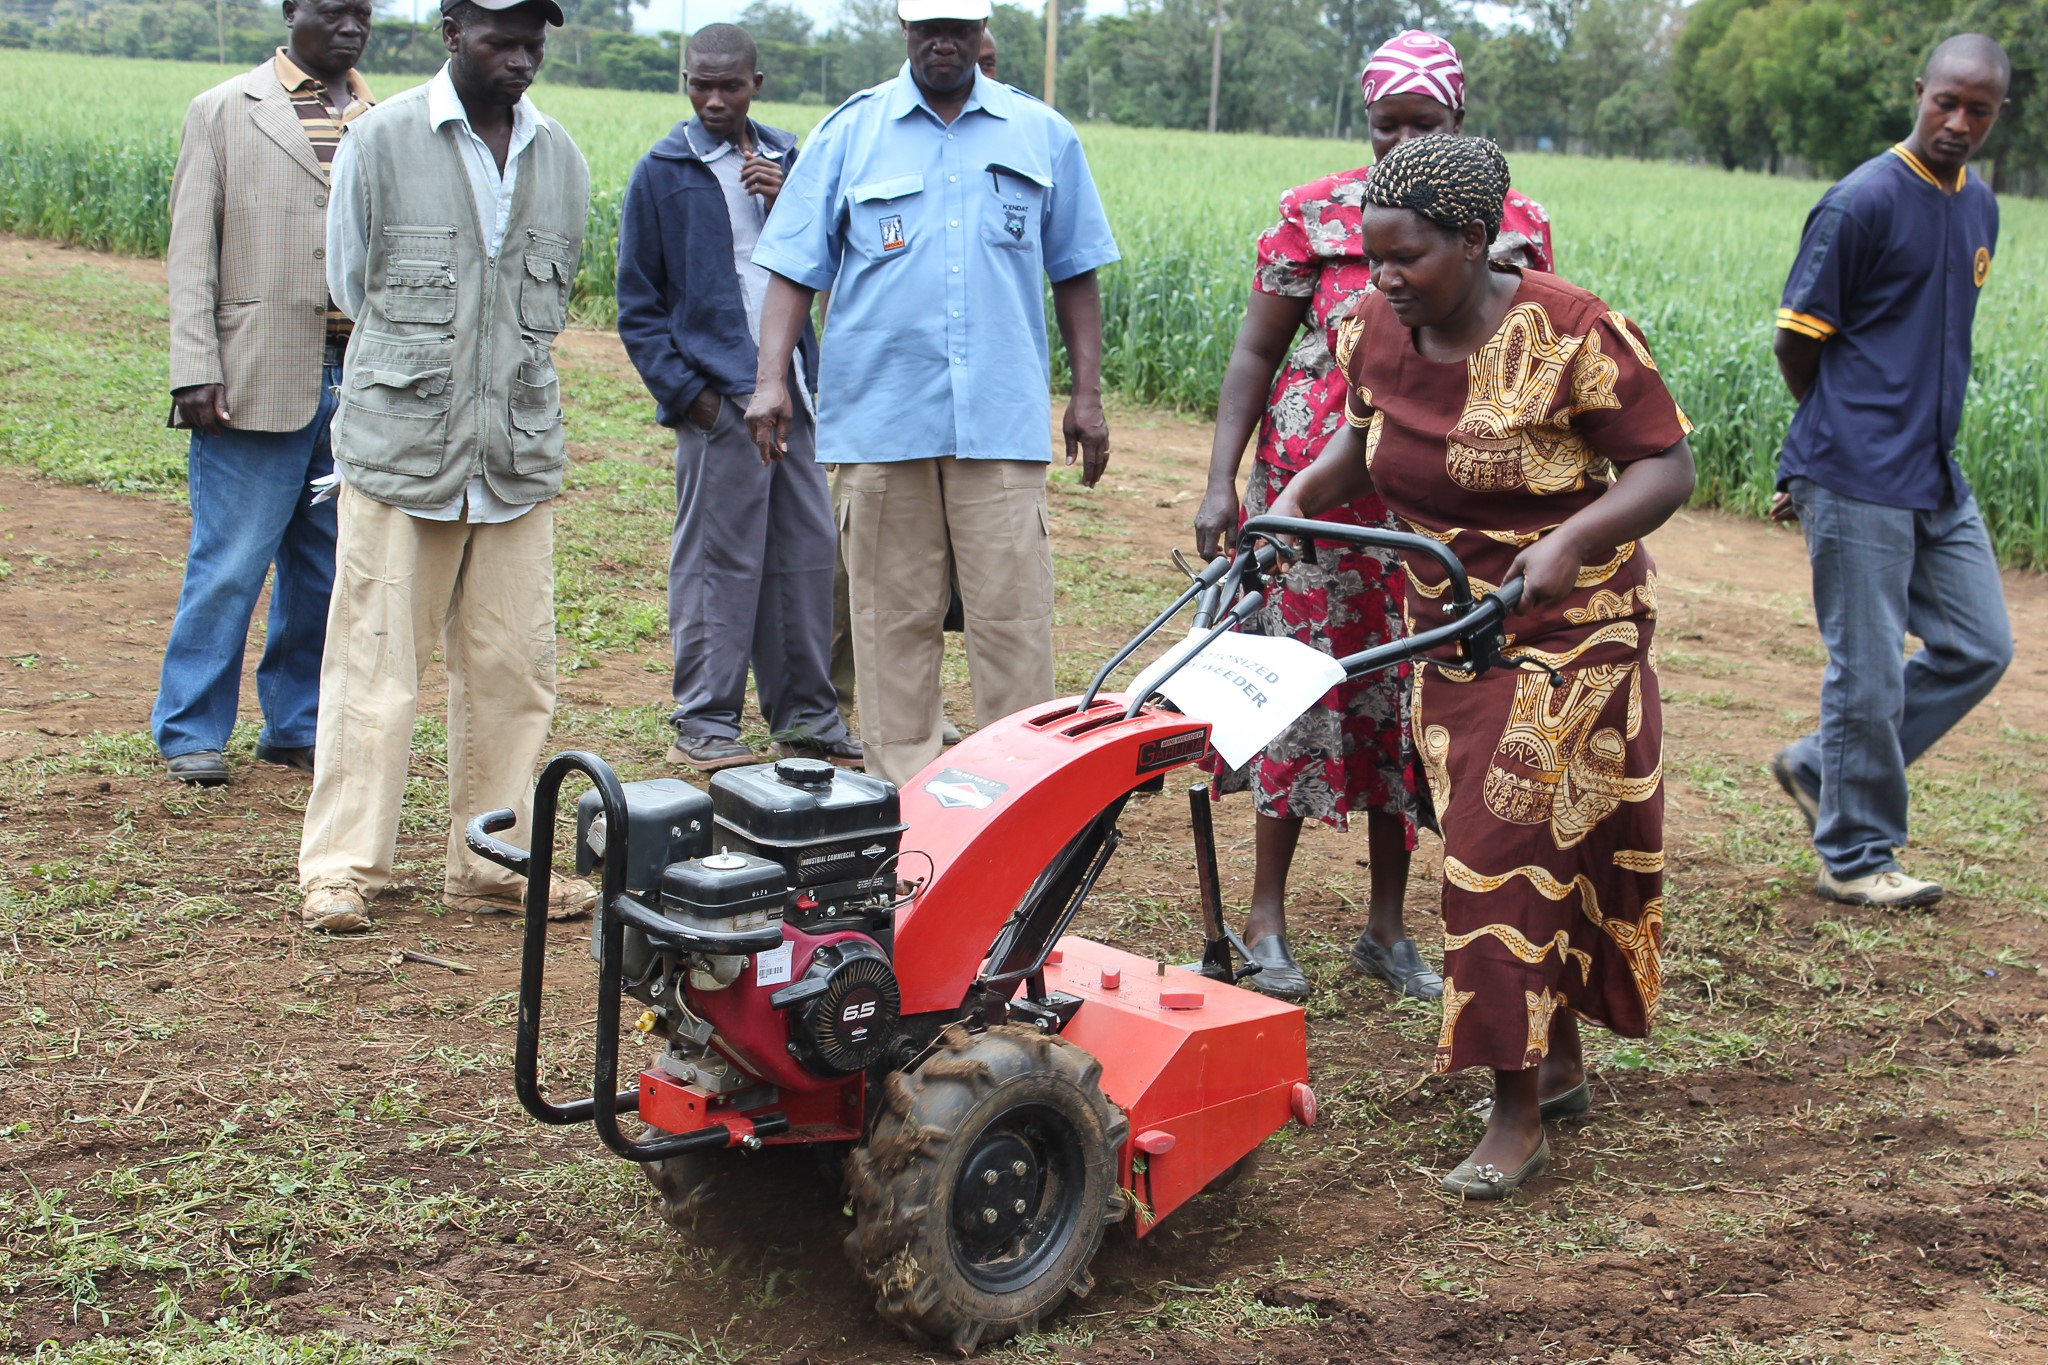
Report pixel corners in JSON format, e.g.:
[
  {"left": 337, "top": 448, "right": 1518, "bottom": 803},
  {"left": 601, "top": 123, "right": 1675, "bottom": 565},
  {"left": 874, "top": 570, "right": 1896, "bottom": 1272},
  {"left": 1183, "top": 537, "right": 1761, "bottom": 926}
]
[{"left": 2, "top": 242, "right": 2046, "bottom": 1365}]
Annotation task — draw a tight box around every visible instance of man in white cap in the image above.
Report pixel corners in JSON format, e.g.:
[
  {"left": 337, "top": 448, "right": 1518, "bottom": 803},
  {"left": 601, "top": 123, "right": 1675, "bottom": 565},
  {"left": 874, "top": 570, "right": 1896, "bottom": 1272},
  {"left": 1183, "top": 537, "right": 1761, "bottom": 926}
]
[{"left": 745, "top": 0, "right": 1118, "bottom": 789}]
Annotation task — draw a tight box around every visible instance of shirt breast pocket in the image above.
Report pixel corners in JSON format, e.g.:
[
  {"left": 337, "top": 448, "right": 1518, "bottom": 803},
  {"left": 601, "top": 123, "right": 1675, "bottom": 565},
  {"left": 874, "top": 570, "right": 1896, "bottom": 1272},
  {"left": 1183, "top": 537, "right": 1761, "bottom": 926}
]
[
  {"left": 982, "top": 164, "right": 1050, "bottom": 252},
  {"left": 847, "top": 175, "right": 924, "bottom": 263},
  {"left": 380, "top": 224, "right": 458, "bottom": 325}
]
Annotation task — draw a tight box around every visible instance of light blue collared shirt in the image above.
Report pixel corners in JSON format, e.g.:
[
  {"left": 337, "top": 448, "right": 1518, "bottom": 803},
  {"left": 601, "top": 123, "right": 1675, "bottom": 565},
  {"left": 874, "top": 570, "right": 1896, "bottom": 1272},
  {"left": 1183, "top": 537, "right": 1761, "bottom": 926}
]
[
  {"left": 752, "top": 65, "right": 1119, "bottom": 464},
  {"left": 328, "top": 64, "right": 541, "bottom": 522}
]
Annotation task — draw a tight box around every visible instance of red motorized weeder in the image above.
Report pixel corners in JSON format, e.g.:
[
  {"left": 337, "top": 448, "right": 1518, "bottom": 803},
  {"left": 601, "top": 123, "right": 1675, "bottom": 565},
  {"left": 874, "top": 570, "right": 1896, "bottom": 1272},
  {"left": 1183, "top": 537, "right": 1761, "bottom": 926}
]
[{"left": 467, "top": 516, "right": 1523, "bottom": 1353}]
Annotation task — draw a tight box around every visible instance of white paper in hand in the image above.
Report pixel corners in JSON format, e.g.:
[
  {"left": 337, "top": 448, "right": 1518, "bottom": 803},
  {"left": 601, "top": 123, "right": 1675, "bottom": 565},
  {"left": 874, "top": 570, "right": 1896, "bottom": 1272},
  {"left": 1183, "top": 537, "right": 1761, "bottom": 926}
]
[{"left": 1145, "top": 632, "right": 1346, "bottom": 770}]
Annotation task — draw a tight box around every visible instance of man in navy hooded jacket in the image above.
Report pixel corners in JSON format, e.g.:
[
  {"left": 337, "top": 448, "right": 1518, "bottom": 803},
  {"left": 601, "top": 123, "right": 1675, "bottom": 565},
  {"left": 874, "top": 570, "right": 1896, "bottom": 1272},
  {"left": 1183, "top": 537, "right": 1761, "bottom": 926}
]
[{"left": 617, "top": 22, "right": 855, "bottom": 771}]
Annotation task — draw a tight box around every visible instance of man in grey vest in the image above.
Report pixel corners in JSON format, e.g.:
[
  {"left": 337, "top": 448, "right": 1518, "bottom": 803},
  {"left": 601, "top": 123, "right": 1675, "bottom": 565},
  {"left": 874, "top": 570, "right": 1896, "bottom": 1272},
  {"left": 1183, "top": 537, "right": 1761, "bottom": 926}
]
[{"left": 297, "top": 0, "right": 594, "bottom": 933}]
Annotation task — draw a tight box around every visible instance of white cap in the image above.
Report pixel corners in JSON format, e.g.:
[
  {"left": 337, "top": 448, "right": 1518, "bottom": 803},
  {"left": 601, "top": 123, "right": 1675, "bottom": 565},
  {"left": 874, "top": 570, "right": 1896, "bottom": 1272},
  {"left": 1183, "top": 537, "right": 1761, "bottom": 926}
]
[{"left": 898, "top": 0, "right": 992, "bottom": 20}]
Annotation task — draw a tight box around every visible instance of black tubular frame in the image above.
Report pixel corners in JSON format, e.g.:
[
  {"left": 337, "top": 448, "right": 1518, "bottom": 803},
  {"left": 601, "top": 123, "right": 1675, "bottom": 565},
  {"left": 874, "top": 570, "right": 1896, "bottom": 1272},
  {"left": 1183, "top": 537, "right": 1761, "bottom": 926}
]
[
  {"left": 465, "top": 751, "right": 790, "bottom": 1163},
  {"left": 1111, "top": 516, "right": 1514, "bottom": 719}
]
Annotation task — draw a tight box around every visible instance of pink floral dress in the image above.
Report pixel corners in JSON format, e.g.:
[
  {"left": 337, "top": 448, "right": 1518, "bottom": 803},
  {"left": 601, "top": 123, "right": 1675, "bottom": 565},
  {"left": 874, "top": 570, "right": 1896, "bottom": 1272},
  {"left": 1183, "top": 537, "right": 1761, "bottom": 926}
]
[{"left": 1213, "top": 165, "right": 1555, "bottom": 837}]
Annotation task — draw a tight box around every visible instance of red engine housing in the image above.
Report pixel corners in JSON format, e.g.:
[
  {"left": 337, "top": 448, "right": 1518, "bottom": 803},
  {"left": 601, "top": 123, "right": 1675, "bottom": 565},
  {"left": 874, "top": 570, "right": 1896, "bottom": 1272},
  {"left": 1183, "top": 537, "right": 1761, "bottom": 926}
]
[{"left": 683, "top": 924, "right": 887, "bottom": 1093}]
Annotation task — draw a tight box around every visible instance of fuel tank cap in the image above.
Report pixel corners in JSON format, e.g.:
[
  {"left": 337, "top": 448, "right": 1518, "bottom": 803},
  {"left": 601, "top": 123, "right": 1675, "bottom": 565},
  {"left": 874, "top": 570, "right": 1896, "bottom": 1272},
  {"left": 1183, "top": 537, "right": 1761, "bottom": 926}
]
[{"left": 773, "top": 757, "right": 836, "bottom": 789}]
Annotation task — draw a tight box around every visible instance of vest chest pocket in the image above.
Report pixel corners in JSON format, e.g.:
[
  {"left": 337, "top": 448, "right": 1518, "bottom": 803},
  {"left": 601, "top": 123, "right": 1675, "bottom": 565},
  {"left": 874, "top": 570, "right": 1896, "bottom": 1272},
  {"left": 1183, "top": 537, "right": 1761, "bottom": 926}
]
[
  {"left": 848, "top": 175, "right": 924, "bottom": 263},
  {"left": 982, "top": 164, "right": 1050, "bottom": 252},
  {"left": 380, "top": 224, "right": 458, "bottom": 325},
  {"left": 520, "top": 228, "right": 576, "bottom": 333},
  {"left": 338, "top": 330, "right": 454, "bottom": 476},
  {"left": 509, "top": 359, "right": 565, "bottom": 475}
]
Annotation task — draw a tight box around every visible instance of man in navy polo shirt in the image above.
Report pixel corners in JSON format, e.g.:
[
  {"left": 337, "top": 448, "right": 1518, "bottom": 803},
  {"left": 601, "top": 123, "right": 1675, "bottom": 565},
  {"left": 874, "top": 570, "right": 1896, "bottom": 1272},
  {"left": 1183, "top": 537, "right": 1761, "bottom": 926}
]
[
  {"left": 744, "top": 0, "right": 1118, "bottom": 787},
  {"left": 1767, "top": 33, "right": 2014, "bottom": 910}
]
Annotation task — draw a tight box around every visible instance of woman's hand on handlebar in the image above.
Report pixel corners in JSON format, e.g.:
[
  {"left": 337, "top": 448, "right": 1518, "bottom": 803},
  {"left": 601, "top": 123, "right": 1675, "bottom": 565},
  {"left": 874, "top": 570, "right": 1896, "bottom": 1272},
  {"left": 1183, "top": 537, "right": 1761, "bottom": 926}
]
[
  {"left": 1194, "top": 482, "right": 1239, "bottom": 559},
  {"left": 1502, "top": 533, "right": 1584, "bottom": 614}
]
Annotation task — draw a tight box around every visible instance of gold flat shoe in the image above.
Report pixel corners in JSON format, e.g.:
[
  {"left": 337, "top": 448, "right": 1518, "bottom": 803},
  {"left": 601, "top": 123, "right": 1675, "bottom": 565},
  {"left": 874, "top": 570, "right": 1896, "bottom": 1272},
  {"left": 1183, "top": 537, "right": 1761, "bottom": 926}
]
[{"left": 1441, "top": 1136, "right": 1549, "bottom": 1200}]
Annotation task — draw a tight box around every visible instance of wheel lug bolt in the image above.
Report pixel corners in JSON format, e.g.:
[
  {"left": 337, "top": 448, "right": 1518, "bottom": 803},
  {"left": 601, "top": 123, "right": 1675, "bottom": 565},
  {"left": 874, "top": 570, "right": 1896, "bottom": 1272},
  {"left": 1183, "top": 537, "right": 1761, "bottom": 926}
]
[
  {"left": 1011, "top": 1160, "right": 1027, "bottom": 1176},
  {"left": 1012, "top": 1199, "right": 1026, "bottom": 1214},
  {"left": 983, "top": 1170, "right": 998, "bottom": 1185},
  {"left": 982, "top": 1207, "right": 998, "bottom": 1224}
]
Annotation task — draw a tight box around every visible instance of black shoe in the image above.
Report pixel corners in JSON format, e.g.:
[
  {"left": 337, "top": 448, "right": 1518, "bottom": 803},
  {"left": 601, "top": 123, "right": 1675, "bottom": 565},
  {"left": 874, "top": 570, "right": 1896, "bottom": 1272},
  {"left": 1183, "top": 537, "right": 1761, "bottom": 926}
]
[
  {"left": 166, "top": 750, "right": 230, "bottom": 786},
  {"left": 1349, "top": 932, "right": 1444, "bottom": 1001},
  {"left": 667, "top": 732, "right": 757, "bottom": 772},
  {"left": 775, "top": 735, "right": 864, "bottom": 767},
  {"left": 1244, "top": 934, "right": 1309, "bottom": 1001},
  {"left": 254, "top": 741, "right": 315, "bottom": 772}
]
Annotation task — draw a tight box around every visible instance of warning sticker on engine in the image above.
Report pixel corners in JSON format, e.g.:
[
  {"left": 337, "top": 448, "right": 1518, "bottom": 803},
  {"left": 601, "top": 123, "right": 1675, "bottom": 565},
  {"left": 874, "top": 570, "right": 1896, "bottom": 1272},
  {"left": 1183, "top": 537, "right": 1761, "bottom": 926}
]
[
  {"left": 754, "top": 940, "right": 793, "bottom": 987},
  {"left": 923, "top": 769, "right": 1007, "bottom": 810}
]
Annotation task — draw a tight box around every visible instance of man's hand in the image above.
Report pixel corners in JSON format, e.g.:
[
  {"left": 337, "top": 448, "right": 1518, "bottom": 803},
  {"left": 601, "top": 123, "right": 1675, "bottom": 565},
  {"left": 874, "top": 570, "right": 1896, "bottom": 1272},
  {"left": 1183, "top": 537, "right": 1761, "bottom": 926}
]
[
  {"left": 740, "top": 152, "right": 785, "bottom": 213},
  {"left": 1503, "top": 531, "right": 1587, "bottom": 614},
  {"left": 744, "top": 380, "right": 793, "bottom": 466},
  {"left": 1063, "top": 392, "right": 1110, "bottom": 488},
  {"left": 172, "top": 383, "right": 231, "bottom": 435},
  {"left": 686, "top": 388, "right": 723, "bottom": 432},
  {"left": 1769, "top": 491, "right": 1799, "bottom": 524},
  {"left": 1194, "top": 482, "right": 1239, "bottom": 559}
]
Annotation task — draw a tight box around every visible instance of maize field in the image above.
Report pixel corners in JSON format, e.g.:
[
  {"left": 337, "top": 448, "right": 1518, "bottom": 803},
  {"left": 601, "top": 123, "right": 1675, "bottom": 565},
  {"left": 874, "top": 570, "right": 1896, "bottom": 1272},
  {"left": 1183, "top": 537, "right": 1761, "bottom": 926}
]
[{"left": 2, "top": 49, "right": 2043, "bottom": 565}]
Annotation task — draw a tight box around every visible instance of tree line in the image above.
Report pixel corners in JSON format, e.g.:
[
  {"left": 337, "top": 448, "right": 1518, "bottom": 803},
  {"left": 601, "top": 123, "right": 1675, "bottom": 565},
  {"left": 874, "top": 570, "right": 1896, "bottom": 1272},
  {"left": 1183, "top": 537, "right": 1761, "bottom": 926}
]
[{"left": 3, "top": 0, "right": 2041, "bottom": 191}]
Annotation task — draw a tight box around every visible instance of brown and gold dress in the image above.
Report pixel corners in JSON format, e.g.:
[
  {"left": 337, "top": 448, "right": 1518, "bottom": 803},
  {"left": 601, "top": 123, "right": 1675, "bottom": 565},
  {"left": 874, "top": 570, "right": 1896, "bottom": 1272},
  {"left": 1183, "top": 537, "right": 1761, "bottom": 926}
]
[{"left": 1335, "top": 268, "right": 1691, "bottom": 1074}]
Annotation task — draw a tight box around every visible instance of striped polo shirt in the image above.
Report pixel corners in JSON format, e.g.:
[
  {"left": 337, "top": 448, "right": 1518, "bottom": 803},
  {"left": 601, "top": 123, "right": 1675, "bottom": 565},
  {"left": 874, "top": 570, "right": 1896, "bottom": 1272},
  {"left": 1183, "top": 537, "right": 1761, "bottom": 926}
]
[
  {"left": 274, "top": 50, "right": 373, "bottom": 344},
  {"left": 1775, "top": 144, "right": 1999, "bottom": 510}
]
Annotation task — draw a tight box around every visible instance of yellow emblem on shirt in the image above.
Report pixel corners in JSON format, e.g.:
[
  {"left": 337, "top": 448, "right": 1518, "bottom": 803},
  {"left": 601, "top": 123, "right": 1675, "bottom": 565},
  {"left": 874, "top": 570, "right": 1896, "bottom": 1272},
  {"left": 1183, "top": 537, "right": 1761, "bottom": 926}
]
[{"left": 1974, "top": 246, "right": 1991, "bottom": 288}]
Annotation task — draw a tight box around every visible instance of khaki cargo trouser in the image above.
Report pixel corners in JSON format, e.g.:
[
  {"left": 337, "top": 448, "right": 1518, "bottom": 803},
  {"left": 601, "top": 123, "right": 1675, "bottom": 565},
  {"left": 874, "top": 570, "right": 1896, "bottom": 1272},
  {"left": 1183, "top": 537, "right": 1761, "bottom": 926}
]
[
  {"left": 298, "top": 481, "right": 557, "bottom": 900},
  {"left": 838, "top": 457, "right": 1055, "bottom": 788}
]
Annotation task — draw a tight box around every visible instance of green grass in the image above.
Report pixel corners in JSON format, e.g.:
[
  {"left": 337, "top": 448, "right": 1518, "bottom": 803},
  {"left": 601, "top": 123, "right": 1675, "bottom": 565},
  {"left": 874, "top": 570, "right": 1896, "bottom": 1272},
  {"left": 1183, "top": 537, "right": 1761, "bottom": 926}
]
[{"left": 2, "top": 48, "right": 2045, "bottom": 564}]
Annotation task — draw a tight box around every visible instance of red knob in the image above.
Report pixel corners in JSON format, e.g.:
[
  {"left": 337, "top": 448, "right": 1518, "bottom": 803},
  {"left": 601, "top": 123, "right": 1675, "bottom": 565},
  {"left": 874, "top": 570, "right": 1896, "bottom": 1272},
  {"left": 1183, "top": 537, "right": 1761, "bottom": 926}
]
[
  {"left": 1290, "top": 1082, "right": 1318, "bottom": 1127},
  {"left": 1100, "top": 966, "right": 1121, "bottom": 991}
]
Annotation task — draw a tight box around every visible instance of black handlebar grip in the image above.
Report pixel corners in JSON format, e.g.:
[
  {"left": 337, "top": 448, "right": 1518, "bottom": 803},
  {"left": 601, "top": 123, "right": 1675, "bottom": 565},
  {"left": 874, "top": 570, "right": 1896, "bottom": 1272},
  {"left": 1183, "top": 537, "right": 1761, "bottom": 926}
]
[{"left": 464, "top": 807, "right": 530, "bottom": 876}]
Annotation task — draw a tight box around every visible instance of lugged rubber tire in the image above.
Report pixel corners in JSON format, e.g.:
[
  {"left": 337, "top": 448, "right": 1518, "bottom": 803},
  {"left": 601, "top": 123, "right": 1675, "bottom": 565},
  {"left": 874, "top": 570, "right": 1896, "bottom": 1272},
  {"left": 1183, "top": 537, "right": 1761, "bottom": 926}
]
[{"left": 844, "top": 1024, "right": 1129, "bottom": 1355}]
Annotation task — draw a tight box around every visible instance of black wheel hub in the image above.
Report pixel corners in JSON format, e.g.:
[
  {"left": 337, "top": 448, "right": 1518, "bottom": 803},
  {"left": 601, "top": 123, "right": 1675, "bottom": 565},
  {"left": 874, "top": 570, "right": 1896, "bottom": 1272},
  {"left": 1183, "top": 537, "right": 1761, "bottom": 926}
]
[{"left": 948, "top": 1105, "right": 1084, "bottom": 1293}]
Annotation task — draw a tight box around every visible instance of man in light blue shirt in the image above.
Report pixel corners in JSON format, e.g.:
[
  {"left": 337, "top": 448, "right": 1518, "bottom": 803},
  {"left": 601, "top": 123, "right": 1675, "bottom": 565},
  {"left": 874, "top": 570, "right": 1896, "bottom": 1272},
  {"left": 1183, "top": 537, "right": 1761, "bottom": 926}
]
[{"left": 746, "top": 0, "right": 1118, "bottom": 786}]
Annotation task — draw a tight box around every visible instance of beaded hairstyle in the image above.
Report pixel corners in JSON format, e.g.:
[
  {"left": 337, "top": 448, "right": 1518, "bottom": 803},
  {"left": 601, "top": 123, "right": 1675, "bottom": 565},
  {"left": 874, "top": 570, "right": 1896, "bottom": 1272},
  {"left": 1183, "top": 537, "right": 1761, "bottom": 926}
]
[{"left": 1364, "top": 135, "right": 1511, "bottom": 243}]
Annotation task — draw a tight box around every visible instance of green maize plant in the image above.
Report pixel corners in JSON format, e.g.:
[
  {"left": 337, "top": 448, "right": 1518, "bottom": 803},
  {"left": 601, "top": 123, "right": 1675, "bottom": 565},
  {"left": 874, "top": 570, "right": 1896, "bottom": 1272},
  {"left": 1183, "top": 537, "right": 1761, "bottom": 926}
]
[{"left": 2, "top": 50, "right": 2043, "bottom": 564}]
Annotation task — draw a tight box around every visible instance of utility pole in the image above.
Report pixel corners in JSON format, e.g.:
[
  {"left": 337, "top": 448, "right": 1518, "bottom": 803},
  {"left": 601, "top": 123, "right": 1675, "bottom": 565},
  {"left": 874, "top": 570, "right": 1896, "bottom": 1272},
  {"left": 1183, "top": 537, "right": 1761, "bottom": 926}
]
[
  {"left": 1205, "top": 0, "right": 1224, "bottom": 132},
  {"left": 216, "top": 0, "right": 226, "bottom": 63},
  {"left": 1042, "top": 0, "right": 1058, "bottom": 107},
  {"left": 677, "top": 0, "right": 688, "bottom": 95}
]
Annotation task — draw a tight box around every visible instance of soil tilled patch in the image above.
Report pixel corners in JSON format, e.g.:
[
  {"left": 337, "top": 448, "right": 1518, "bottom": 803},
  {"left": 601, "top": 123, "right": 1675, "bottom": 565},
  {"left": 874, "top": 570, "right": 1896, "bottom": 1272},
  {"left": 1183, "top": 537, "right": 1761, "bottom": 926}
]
[{"left": 5, "top": 253, "right": 2048, "bottom": 1360}]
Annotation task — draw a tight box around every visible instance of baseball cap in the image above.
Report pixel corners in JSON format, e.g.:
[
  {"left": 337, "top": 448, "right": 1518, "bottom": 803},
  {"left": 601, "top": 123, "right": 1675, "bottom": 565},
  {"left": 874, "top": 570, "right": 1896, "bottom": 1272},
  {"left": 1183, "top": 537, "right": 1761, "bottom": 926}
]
[
  {"left": 442, "top": 0, "right": 568, "bottom": 26},
  {"left": 897, "top": 0, "right": 993, "bottom": 20}
]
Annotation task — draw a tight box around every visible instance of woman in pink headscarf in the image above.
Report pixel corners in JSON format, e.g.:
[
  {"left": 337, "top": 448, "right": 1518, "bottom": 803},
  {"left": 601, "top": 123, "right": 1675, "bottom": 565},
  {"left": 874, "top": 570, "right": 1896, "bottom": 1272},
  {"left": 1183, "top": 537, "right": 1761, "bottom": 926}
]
[{"left": 1192, "top": 31, "right": 1555, "bottom": 1003}]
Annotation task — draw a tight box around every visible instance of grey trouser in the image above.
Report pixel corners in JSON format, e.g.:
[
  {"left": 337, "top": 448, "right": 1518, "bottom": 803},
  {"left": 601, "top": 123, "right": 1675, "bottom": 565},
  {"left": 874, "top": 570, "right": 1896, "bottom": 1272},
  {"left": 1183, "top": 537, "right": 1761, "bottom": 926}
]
[
  {"left": 1781, "top": 477, "right": 2013, "bottom": 879},
  {"left": 669, "top": 395, "right": 846, "bottom": 744}
]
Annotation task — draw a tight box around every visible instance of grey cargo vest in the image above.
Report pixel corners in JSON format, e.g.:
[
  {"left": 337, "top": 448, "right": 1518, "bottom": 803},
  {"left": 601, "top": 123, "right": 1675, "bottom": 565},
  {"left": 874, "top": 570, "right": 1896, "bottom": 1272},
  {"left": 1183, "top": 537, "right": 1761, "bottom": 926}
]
[{"left": 331, "top": 84, "right": 590, "bottom": 509}]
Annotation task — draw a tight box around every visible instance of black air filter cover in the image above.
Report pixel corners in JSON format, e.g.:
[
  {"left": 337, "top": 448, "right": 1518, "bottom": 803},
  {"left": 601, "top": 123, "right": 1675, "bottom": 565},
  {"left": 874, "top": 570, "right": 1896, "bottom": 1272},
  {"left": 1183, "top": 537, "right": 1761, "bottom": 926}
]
[{"left": 772, "top": 938, "right": 901, "bottom": 1076}]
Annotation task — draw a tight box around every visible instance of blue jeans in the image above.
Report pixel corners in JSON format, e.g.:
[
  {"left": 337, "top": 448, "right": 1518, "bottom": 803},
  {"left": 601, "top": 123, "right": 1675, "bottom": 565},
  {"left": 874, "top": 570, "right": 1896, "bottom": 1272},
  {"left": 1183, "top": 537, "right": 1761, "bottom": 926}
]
[
  {"left": 1782, "top": 477, "right": 2012, "bottom": 879},
  {"left": 151, "top": 366, "right": 341, "bottom": 758}
]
